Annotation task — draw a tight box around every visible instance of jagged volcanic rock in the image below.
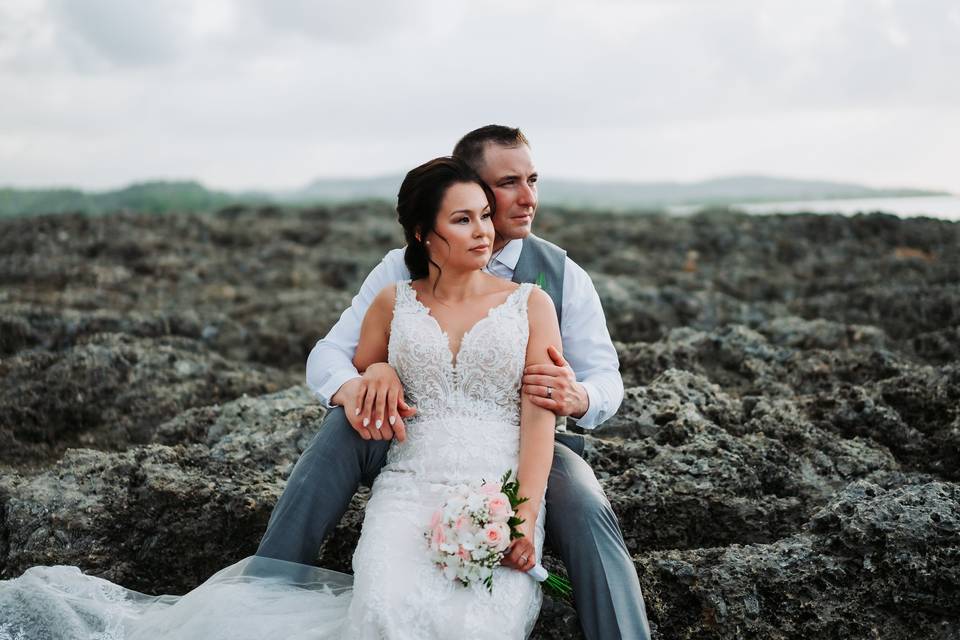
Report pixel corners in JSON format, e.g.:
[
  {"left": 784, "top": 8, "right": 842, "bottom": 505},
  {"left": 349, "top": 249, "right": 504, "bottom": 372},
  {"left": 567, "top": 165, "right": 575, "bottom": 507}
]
[{"left": 1, "top": 204, "right": 958, "bottom": 638}]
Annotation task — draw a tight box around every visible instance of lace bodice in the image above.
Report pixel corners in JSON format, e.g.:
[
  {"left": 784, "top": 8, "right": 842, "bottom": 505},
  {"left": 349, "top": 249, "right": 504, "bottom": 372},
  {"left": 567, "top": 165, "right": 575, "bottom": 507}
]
[
  {"left": 388, "top": 280, "right": 533, "bottom": 426},
  {"left": 382, "top": 281, "right": 534, "bottom": 483}
]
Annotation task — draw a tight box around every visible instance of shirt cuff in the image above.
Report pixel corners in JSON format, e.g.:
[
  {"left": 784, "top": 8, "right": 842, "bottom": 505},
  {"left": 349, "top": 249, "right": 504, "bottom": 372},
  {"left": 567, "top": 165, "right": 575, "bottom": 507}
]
[
  {"left": 315, "top": 369, "right": 362, "bottom": 408},
  {"left": 571, "top": 380, "right": 603, "bottom": 429}
]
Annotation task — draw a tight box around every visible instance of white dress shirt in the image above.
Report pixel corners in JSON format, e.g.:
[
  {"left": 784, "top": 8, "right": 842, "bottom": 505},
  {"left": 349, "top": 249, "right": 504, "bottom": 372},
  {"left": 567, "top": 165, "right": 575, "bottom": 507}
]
[{"left": 305, "top": 239, "right": 623, "bottom": 429}]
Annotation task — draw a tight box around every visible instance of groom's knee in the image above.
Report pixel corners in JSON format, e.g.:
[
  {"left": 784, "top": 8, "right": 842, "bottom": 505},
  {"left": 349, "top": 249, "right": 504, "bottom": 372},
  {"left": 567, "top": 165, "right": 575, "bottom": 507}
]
[
  {"left": 288, "top": 408, "right": 357, "bottom": 482},
  {"left": 314, "top": 405, "right": 352, "bottom": 440},
  {"left": 557, "top": 483, "right": 614, "bottom": 530},
  {"left": 547, "top": 447, "right": 616, "bottom": 530},
  {"left": 305, "top": 406, "right": 390, "bottom": 486}
]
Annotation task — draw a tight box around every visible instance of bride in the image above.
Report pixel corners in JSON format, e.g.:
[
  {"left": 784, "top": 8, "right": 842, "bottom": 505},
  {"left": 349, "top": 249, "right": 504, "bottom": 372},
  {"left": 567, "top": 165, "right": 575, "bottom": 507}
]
[{"left": 0, "top": 157, "right": 561, "bottom": 640}]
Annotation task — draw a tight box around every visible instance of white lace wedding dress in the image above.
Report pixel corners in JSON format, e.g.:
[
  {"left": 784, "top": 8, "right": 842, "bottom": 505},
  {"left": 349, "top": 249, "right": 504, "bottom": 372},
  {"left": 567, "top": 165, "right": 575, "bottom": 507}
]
[{"left": 0, "top": 281, "right": 544, "bottom": 640}]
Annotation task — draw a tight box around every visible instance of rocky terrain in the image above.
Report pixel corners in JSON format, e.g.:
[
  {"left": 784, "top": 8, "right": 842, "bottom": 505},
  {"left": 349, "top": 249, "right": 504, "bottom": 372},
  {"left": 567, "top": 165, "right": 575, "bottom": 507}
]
[{"left": 1, "top": 203, "right": 958, "bottom": 638}]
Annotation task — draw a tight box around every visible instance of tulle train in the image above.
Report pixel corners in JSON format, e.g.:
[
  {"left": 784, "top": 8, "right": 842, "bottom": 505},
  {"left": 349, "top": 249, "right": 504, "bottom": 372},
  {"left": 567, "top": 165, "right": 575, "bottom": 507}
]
[{"left": 0, "top": 556, "right": 353, "bottom": 640}]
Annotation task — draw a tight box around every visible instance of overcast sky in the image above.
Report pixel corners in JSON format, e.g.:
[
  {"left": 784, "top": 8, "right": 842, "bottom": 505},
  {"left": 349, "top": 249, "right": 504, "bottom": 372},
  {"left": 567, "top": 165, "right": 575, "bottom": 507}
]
[{"left": 2, "top": 0, "right": 959, "bottom": 193}]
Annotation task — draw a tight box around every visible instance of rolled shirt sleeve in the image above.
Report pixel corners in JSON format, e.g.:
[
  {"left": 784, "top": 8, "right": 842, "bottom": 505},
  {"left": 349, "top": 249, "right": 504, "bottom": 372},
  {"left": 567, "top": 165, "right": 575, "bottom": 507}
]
[
  {"left": 559, "top": 258, "right": 624, "bottom": 429},
  {"left": 306, "top": 248, "right": 410, "bottom": 406}
]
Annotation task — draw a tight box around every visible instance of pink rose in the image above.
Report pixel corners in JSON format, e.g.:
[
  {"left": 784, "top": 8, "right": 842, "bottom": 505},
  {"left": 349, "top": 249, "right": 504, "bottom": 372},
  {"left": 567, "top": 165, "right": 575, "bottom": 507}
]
[
  {"left": 430, "top": 510, "right": 443, "bottom": 529},
  {"left": 457, "top": 546, "right": 471, "bottom": 561},
  {"left": 487, "top": 495, "right": 511, "bottom": 522},
  {"left": 482, "top": 522, "right": 511, "bottom": 552}
]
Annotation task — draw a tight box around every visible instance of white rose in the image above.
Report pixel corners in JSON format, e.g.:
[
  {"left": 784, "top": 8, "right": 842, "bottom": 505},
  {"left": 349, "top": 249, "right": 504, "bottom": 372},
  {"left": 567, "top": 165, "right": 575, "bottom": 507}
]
[{"left": 465, "top": 491, "right": 486, "bottom": 513}]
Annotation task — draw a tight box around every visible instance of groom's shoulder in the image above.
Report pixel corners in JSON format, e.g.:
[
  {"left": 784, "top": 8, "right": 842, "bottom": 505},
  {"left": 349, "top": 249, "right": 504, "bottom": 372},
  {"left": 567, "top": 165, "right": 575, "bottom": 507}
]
[
  {"left": 538, "top": 239, "right": 597, "bottom": 297},
  {"left": 380, "top": 247, "right": 410, "bottom": 276},
  {"left": 384, "top": 247, "right": 406, "bottom": 263},
  {"left": 527, "top": 234, "right": 567, "bottom": 258},
  {"left": 528, "top": 234, "right": 593, "bottom": 278}
]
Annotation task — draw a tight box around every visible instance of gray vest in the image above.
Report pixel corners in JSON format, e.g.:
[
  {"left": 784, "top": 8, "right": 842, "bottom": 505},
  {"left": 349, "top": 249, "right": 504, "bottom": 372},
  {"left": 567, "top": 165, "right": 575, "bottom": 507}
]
[{"left": 511, "top": 235, "right": 566, "bottom": 325}]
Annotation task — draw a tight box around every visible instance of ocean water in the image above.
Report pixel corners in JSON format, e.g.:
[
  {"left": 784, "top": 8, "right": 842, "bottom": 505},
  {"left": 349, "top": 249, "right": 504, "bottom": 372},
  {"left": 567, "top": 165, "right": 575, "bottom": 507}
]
[{"left": 671, "top": 195, "right": 960, "bottom": 221}]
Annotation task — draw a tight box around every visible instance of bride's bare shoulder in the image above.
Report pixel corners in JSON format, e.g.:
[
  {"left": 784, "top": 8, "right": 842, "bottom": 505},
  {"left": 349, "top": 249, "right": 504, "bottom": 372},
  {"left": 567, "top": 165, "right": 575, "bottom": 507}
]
[
  {"left": 369, "top": 282, "right": 399, "bottom": 315},
  {"left": 526, "top": 286, "right": 558, "bottom": 325},
  {"left": 526, "top": 284, "right": 551, "bottom": 304}
]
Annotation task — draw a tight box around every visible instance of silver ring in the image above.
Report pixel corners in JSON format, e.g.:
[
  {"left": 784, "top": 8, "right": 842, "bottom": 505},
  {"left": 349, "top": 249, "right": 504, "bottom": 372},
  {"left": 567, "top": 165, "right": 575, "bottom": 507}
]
[
  {"left": 520, "top": 555, "right": 528, "bottom": 564},
  {"left": 546, "top": 387, "right": 553, "bottom": 399}
]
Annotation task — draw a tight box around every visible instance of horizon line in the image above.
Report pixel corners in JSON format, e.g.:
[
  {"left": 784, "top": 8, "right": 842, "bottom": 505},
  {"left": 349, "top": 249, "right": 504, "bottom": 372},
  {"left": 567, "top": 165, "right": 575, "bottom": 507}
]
[{"left": 0, "top": 173, "right": 953, "bottom": 197}]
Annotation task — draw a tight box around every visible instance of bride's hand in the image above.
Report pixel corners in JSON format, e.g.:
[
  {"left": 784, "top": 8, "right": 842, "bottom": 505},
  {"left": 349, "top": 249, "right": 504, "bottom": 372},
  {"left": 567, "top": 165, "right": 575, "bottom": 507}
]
[
  {"left": 339, "top": 363, "right": 416, "bottom": 442},
  {"left": 501, "top": 519, "right": 537, "bottom": 573}
]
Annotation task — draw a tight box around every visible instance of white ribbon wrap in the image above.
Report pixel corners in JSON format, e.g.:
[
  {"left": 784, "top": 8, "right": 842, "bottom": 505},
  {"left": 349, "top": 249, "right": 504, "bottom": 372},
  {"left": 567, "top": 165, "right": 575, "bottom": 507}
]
[{"left": 526, "top": 564, "right": 548, "bottom": 582}]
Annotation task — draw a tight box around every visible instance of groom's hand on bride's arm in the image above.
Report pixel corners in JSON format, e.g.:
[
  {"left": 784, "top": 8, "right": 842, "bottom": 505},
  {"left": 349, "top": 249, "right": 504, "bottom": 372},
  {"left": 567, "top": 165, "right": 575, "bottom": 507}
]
[
  {"left": 522, "top": 345, "right": 589, "bottom": 418},
  {"left": 332, "top": 364, "right": 416, "bottom": 442}
]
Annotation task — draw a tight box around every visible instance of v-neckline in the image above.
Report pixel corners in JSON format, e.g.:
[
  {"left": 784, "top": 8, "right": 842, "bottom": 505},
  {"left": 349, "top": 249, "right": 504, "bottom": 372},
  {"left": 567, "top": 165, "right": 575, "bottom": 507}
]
[{"left": 406, "top": 281, "right": 522, "bottom": 369}]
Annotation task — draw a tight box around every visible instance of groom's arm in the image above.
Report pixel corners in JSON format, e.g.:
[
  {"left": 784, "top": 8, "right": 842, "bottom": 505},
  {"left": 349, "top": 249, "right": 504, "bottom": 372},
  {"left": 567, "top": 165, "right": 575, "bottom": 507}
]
[
  {"left": 562, "top": 259, "right": 624, "bottom": 428},
  {"left": 306, "top": 248, "right": 409, "bottom": 406},
  {"left": 523, "top": 258, "right": 623, "bottom": 429}
]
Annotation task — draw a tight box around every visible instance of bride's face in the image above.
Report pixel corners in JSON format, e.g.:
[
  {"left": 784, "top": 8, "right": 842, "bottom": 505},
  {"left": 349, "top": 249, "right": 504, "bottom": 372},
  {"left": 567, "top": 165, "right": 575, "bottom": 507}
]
[{"left": 425, "top": 181, "right": 494, "bottom": 272}]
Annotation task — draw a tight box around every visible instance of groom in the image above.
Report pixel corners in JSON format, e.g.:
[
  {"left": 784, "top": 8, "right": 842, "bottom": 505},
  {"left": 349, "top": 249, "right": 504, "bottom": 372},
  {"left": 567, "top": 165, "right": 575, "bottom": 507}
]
[{"left": 257, "top": 125, "right": 651, "bottom": 640}]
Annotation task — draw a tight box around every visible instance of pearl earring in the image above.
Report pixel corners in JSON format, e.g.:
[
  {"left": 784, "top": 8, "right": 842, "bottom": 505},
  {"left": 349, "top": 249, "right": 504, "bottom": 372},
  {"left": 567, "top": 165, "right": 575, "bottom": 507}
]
[{"left": 425, "top": 240, "right": 431, "bottom": 246}]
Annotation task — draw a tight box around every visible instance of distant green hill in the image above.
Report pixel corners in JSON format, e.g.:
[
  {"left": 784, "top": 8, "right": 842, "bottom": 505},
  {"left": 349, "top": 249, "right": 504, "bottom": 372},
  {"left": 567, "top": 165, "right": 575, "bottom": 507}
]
[
  {"left": 0, "top": 181, "right": 264, "bottom": 217},
  {"left": 0, "top": 176, "right": 948, "bottom": 218}
]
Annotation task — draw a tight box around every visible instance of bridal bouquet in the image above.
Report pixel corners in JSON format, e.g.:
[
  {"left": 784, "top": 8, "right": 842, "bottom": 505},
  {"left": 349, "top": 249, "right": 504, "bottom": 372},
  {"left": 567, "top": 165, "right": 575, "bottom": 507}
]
[{"left": 425, "top": 470, "right": 573, "bottom": 599}]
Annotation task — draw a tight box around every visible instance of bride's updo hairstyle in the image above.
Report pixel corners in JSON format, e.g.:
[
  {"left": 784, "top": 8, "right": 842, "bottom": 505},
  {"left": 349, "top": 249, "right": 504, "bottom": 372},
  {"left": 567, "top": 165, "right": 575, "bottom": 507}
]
[{"left": 397, "top": 156, "right": 495, "bottom": 280}]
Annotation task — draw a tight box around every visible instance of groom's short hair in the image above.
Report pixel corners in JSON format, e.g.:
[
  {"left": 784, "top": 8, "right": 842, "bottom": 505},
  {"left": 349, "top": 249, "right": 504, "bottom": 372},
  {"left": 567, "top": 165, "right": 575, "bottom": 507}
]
[{"left": 452, "top": 125, "right": 530, "bottom": 172}]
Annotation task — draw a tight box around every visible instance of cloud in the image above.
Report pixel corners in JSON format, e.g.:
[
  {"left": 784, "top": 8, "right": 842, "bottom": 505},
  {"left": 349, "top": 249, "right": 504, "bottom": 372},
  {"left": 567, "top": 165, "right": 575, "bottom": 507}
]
[
  {"left": 48, "top": 0, "right": 192, "bottom": 68},
  {"left": 241, "top": 0, "right": 432, "bottom": 44},
  {"left": 1, "top": 0, "right": 958, "bottom": 191}
]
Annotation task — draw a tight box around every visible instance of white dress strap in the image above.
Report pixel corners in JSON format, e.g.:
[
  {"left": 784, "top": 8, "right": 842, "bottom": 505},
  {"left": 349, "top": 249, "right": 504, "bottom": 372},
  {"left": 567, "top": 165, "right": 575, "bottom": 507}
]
[
  {"left": 517, "top": 282, "right": 536, "bottom": 305},
  {"left": 509, "top": 282, "right": 536, "bottom": 318},
  {"left": 392, "top": 279, "right": 417, "bottom": 312}
]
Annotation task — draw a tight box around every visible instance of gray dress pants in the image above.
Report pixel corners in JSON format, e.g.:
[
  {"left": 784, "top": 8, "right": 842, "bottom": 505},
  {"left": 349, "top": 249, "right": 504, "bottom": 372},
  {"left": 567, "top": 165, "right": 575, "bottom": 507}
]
[{"left": 256, "top": 407, "right": 651, "bottom": 640}]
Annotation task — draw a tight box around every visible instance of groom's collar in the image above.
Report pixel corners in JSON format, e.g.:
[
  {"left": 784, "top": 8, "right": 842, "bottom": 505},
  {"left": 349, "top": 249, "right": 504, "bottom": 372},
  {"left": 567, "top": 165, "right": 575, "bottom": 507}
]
[{"left": 492, "top": 238, "right": 523, "bottom": 271}]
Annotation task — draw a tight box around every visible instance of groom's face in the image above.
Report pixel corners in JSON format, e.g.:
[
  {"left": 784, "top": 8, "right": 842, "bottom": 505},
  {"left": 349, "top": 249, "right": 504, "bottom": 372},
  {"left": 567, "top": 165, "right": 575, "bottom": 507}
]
[{"left": 476, "top": 143, "right": 538, "bottom": 245}]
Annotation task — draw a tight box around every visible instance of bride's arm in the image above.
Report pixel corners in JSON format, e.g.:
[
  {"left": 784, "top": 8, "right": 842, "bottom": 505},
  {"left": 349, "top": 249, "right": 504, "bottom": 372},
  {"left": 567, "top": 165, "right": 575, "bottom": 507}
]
[
  {"left": 514, "top": 287, "right": 561, "bottom": 546},
  {"left": 353, "top": 283, "right": 396, "bottom": 373}
]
